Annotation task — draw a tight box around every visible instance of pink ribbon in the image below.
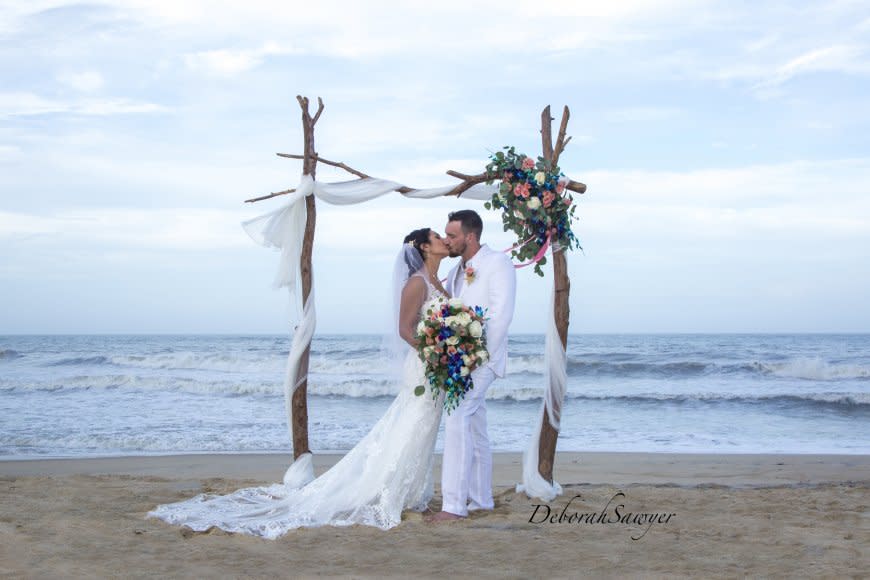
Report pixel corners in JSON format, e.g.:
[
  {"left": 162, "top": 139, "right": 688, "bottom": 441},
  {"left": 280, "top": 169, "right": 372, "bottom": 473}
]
[
  {"left": 513, "top": 232, "right": 551, "bottom": 269},
  {"left": 504, "top": 235, "right": 536, "bottom": 254}
]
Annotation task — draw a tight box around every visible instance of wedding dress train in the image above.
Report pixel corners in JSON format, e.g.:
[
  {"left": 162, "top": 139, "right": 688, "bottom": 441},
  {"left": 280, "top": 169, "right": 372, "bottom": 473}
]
[{"left": 148, "top": 279, "right": 445, "bottom": 538}]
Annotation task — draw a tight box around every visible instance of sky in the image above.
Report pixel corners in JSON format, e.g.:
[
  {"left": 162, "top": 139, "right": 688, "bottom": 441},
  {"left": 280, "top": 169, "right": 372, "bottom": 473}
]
[{"left": 1, "top": 0, "right": 869, "bottom": 334}]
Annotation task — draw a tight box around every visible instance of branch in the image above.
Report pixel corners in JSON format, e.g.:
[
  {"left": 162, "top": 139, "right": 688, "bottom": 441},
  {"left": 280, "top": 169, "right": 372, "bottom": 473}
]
[
  {"left": 552, "top": 106, "right": 571, "bottom": 167},
  {"left": 311, "top": 97, "right": 324, "bottom": 126},
  {"left": 445, "top": 170, "right": 486, "bottom": 181},
  {"left": 244, "top": 188, "right": 297, "bottom": 203},
  {"left": 277, "top": 153, "right": 370, "bottom": 179},
  {"left": 445, "top": 169, "right": 576, "bottom": 193},
  {"left": 252, "top": 151, "right": 585, "bottom": 203},
  {"left": 442, "top": 170, "right": 495, "bottom": 197},
  {"left": 541, "top": 105, "right": 554, "bottom": 163},
  {"left": 566, "top": 180, "right": 586, "bottom": 194},
  {"left": 248, "top": 156, "right": 499, "bottom": 203},
  {"left": 277, "top": 153, "right": 486, "bottom": 195}
]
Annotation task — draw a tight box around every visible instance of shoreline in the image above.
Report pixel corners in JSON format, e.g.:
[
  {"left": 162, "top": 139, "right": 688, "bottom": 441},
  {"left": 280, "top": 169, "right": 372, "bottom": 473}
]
[{"left": 2, "top": 451, "right": 868, "bottom": 487}]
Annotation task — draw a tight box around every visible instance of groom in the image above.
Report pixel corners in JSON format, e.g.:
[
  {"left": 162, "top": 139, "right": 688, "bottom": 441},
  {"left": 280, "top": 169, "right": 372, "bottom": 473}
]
[{"left": 428, "top": 209, "right": 516, "bottom": 522}]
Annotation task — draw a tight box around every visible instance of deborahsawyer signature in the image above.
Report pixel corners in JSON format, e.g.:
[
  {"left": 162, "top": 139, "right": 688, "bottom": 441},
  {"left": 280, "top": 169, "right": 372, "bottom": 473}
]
[{"left": 528, "top": 492, "right": 676, "bottom": 540}]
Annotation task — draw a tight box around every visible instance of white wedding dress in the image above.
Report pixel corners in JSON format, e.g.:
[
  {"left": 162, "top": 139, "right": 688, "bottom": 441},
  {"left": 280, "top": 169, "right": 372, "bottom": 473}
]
[{"left": 148, "top": 273, "right": 446, "bottom": 538}]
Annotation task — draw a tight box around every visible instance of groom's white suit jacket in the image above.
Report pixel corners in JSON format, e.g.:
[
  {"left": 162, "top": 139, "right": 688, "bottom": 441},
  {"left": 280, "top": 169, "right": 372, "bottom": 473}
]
[{"left": 446, "top": 244, "right": 516, "bottom": 378}]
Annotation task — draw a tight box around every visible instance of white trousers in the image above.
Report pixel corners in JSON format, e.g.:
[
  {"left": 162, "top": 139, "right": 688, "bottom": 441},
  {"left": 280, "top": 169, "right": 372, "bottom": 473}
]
[{"left": 441, "top": 366, "right": 496, "bottom": 516}]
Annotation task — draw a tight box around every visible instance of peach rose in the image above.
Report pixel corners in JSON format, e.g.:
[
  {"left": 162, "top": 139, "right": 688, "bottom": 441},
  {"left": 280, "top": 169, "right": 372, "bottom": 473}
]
[
  {"left": 514, "top": 182, "right": 531, "bottom": 199},
  {"left": 543, "top": 191, "right": 555, "bottom": 207}
]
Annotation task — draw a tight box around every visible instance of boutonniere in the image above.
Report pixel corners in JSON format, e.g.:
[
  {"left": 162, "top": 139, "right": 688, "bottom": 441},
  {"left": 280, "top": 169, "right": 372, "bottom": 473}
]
[{"left": 464, "top": 265, "right": 476, "bottom": 285}]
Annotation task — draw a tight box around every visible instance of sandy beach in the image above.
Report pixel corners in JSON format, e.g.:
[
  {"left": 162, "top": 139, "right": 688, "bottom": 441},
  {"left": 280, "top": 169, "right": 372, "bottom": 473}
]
[{"left": 1, "top": 452, "right": 868, "bottom": 578}]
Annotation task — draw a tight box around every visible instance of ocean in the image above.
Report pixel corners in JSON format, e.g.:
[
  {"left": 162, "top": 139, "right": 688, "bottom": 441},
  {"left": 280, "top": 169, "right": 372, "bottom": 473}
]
[{"left": 1, "top": 334, "right": 868, "bottom": 458}]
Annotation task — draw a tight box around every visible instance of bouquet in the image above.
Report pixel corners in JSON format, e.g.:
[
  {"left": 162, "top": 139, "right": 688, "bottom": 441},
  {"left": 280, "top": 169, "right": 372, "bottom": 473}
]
[{"left": 413, "top": 297, "right": 489, "bottom": 413}]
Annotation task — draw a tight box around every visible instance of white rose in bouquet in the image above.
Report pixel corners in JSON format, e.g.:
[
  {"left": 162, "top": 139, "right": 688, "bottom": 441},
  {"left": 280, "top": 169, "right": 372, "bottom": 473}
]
[
  {"left": 456, "top": 312, "right": 472, "bottom": 326},
  {"left": 469, "top": 320, "right": 483, "bottom": 338}
]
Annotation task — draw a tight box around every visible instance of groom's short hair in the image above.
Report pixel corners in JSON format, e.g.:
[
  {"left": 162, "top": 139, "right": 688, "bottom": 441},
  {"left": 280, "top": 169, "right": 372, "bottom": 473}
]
[{"left": 448, "top": 210, "right": 483, "bottom": 241}]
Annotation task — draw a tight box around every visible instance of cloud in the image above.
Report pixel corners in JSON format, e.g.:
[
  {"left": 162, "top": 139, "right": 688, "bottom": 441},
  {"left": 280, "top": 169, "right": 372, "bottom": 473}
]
[
  {"left": 586, "top": 158, "right": 870, "bottom": 206},
  {"left": 315, "top": 109, "right": 507, "bottom": 158},
  {"left": 7, "top": 0, "right": 704, "bottom": 61},
  {"left": 578, "top": 158, "right": 870, "bottom": 250},
  {"left": 23, "top": 143, "right": 291, "bottom": 206},
  {"left": 0, "top": 92, "right": 168, "bottom": 117},
  {"left": 754, "top": 44, "right": 870, "bottom": 91},
  {"left": 0, "top": 1, "right": 69, "bottom": 33},
  {"left": 0, "top": 208, "right": 251, "bottom": 250},
  {"left": 7, "top": 157, "right": 866, "bottom": 257},
  {"left": 743, "top": 34, "right": 780, "bottom": 53},
  {"left": 0, "top": 144, "right": 21, "bottom": 161},
  {"left": 603, "top": 107, "right": 681, "bottom": 123},
  {"left": 56, "top": 70, "right": 105, "bottom": 92},
  {"left": 184, "top": 42, "right": 302, "bottom": 76}
]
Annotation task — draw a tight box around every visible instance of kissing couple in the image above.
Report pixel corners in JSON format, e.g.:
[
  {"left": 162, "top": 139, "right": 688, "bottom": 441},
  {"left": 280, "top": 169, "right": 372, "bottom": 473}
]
[{"left": 149, "top": 209, "right": 517, "bottom": 537}]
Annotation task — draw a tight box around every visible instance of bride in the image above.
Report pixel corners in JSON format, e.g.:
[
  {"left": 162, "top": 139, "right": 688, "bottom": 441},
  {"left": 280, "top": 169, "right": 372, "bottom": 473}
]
[{"left": 148, "top": 228, "right": 451, "bottom": 538}]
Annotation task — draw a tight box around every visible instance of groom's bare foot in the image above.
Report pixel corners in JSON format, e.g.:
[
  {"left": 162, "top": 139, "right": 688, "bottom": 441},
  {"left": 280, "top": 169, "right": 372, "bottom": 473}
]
[{"left": 425, "top": 511, "right": 465, "bottom": 523}]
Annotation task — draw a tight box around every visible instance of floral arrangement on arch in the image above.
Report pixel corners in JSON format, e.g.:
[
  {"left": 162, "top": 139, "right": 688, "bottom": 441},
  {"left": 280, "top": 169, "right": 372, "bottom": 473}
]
[{"left": 484, "top": 146, "right": 581, "bottom": 276}]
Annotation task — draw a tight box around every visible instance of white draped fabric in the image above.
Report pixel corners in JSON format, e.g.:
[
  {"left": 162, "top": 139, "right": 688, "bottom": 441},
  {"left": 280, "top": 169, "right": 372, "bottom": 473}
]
[
  {"left": 241, "top": 175, "right": 498, "bottom": 316},
  {"left": 242, "top": 174, "right": 566, "bottom": 500},
  {"left": 515, "top": 268, "right": 566, "bottom": 501}
]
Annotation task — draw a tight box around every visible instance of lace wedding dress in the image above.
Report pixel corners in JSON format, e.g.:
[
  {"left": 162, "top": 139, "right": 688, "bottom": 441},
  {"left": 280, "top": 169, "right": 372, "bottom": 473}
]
[{"left": 148, "top": 273, "right": 446, "bottom": 538}]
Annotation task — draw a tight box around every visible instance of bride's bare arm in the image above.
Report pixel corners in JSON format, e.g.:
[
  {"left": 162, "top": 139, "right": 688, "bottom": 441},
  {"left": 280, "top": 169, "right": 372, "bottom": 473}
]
[{"left": 399, "top": 277, "right": 427, "bottom": 348}]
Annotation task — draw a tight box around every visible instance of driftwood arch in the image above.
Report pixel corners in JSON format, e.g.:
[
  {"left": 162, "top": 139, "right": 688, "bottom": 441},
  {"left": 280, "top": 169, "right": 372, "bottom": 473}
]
[{"left": 245, "top": 96, "right": 586, "bottom": 486}]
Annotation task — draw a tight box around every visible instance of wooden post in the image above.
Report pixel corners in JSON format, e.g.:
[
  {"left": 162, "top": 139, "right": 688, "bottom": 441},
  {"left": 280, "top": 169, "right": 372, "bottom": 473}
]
[
  {"left": 291, "top": 95, "right": 324, "bottom": 459},
  {"left": 537, "top": 105, "right": 571, "bottom": 483}
]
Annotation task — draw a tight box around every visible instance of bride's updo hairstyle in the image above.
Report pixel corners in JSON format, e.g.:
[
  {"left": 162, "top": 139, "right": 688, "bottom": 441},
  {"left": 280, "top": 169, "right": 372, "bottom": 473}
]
[
  {"left": 403, "top": 228, "right": 431, "bottom": 272},
  {"left": 403, "top": 228, "right": 431, "bottom": 257}
]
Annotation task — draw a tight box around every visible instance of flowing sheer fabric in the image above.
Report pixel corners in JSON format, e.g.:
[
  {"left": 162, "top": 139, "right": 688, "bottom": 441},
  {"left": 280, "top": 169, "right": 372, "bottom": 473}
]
[
  {"left": 381, "top": 245, "right": 425, "bottom": 387},
  {"left": 148, "top": 271, "right": 446, "bottom": 537},
  {"left": 516, "top": 260, "right": 566, "bottom": 501}
]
